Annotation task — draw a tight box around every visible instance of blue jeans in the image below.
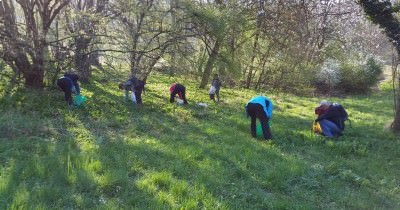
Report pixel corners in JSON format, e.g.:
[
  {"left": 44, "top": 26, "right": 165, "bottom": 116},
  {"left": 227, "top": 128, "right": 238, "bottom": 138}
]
[{"left": 319, "top": 119, "right": 342, "bottom": 137}]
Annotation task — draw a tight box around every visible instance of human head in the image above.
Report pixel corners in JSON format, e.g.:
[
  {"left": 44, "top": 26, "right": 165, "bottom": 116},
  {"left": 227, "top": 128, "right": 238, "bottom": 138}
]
[
  {"left": 213, "top": 74, "right": 219, "bottom": 79},
  {"left": 320, "top": 100, "right": 332, "bottom": 108},
  {"left": 65, "top": 69, "right": 77, "bottom": 75},
  {"left": 118, "top": 83, "right": 125, "bottom": 90}
]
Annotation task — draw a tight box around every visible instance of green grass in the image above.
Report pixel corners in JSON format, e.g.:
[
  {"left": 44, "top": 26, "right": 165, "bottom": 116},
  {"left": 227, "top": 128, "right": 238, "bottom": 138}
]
[{"left": 0, "top": 73, "right": 399, "bottom": 209}]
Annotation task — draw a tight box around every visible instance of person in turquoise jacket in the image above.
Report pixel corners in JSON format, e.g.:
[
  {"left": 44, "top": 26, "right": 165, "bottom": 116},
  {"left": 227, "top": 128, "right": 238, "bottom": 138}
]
[{"left": 245, "top": 95, "right": 273, "bottom": 140}]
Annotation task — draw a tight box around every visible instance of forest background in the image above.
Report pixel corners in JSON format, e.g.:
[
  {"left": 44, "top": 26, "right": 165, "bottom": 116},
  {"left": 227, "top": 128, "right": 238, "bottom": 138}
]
[{"left": 1, "top": 0, "right": 400, "bottom": 209}]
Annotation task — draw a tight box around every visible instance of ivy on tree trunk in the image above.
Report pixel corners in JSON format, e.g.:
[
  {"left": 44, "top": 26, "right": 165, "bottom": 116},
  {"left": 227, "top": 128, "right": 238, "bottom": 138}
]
[{"left": 358, "top": 0, "right": 400, "bottom": 132}]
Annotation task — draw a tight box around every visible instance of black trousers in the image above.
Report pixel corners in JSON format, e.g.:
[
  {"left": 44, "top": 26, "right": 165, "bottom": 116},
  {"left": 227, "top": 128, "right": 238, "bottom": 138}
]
[
  {"left": 170, "top": 85, "right": 188, "bottom": 104},
  {"left": 57, "top": 78, "right": 73, "bottom": 105},
  {"left": 209, "top": 89, "right": 220, "bottom": 102},
  {"left": 246, "top": 103, "right": 272, "bottom": 140},
  {"left": 134, "top": 89, "right": 143, "bottom": 104}
]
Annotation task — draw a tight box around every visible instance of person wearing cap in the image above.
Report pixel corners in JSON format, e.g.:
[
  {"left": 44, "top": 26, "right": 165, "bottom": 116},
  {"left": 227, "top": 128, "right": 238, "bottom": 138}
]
[
  {"left": 57, "top": 73, "right": 81, "bottom": 106},
  {"left": 314, "top": 100, "right": 344, "bottom": 137},
  {"left": 245, "top": 95, "right": 273, "bottom": 140},
  {"left": 169, "top": 83, "right": 188, "bottom": 104}
]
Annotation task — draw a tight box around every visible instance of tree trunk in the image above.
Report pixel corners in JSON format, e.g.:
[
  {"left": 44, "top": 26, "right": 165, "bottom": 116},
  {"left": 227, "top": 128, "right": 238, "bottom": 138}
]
[
  {"left": 50, "top": 19, "right": 64, "bottom": 85},
  {"left": 75, "top": 36, "right": 91, "bottom": 82},
  {"left": 15, "top": 50, "right": 44, "bottom": 88},
  {"left": 199, "top": 41, "right": 220, "bottom": 88},
  {"left": 24, "top": 70, "right": 44, "bottom": 88},
  {"left": 392, "top": 70, "right": 400, "bottom": 132},
  {"left": 246, "top": 32, "right": 260, "bottom": 89},
  {"left": 393, "top": 102, "right": 400, "bottom": 131},
  {"left": 130, "top": 51, "right": 140, "bottom": 77},
  {"left": 22, "top": 60, "right": 44, "bottom": 88},
  {"left": 255, "top": 57, "right": 268, "bottom": 89},
  {"left": 0, "top": 0, "right": 68, "bottom": 89},
  {"left": 89, "top": 50, "right": 101, "bottom": 68}
]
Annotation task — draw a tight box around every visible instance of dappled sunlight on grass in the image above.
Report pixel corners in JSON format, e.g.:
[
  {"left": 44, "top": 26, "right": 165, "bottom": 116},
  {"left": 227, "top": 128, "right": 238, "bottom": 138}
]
[
  {"left": 0, "top": 72, "right": 400, "bottom": 208},
  {"left": 137, "top": 171, "right": 227, "bottom": 209}
]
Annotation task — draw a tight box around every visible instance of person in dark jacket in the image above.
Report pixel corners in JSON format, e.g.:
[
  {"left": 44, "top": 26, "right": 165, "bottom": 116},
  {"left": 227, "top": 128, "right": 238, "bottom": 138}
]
[
  {"left": 57, "top": 73, "right": 80, "bottom": 106},
  {"left": 209, "top": 74, "right": 222, "bottom": 102},
  {"left": 119, "top": 76, "right": 145, "bottom": 105},
  {"left": 245, "top": 95, "right": 273, "bottom": 140},
  {"left": 169, "top": 83, "right": 188, "bottom": 104},
  {"left": 314, "top": 100, "right": 345, "bottom": 137}
]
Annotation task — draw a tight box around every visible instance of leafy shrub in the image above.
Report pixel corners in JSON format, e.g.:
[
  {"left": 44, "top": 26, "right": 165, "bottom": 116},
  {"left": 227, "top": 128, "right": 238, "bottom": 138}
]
[
  {"left": 315, "top": 57, "right": 383, "bottom": 94},
  {"left": 0, "top": 59, "right": 10, "bottom": 93},
  {"left": 339, "top": 57, "right": 383, "bottom": 93},
  {"left": 0, "top": 59, "right": 5, "bottom": 71}
]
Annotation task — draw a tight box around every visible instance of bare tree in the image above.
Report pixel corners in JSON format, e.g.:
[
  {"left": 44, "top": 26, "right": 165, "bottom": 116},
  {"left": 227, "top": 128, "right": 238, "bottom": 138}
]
[
  {"left": 106, "top": 0, "right": 182, "bottom": 80},
  {"left": 0, "top": 0, "right": 69, "bottom": 88},
  {"left": 66, "top": 0, "right": 108, "bottom": 82}
]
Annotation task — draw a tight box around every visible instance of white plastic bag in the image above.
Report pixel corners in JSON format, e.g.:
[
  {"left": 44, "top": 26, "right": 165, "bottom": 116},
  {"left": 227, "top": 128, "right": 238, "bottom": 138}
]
[
  {"left": 177, "top": 98, "right": 184, "bottom": 105},
  {"left": 131, "top": 92, "right": 137, "bottom": 103},
  {"left": 197, "top": 102, "right": 208, "bottom": 108},
  {"left": 209, "top": 85, "right": 216, "bottom": 94}
]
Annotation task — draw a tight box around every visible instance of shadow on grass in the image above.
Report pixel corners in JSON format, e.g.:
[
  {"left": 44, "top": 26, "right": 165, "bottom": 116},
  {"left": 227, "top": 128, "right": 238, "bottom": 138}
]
[
  {"left": 0, "top": 87, "right": 169, "bottom": 209},
  {"left": 0, "top": 88, "right": 95, "bottom": 208},
  {"left": 63, "top": 82, "right": 309, "bottom": 208},
  {"left": 0, "top": 82, "right": 398, "bottom": 209},
  {"left": 58, "top": 82, "right": 400, "bottom": 209}
]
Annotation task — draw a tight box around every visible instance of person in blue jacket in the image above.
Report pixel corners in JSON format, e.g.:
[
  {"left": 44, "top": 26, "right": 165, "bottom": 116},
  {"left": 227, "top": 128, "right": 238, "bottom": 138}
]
[
  {"left": 245, "top": 95, "right": 273, "bottom": 140},
  {"left": 56, "top": 73, "right": 80, "bottom": 106}
]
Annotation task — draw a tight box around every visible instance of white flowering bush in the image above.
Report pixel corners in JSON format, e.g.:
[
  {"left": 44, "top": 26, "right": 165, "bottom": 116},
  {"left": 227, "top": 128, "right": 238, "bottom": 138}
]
[
  {"left": 315, "top": 57, "right": 383, "bottom": 93},
  {"left": 316, "top": 59, "right": 342, "bottom": 91}
]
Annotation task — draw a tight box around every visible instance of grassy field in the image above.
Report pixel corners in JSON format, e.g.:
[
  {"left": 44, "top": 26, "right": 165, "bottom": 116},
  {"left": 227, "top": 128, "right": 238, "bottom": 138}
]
[{"left": 0, "top": 73, "right": 399, "bottom": 209}]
